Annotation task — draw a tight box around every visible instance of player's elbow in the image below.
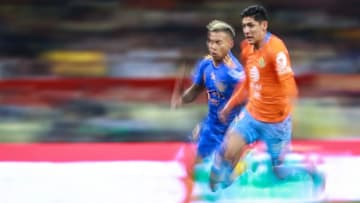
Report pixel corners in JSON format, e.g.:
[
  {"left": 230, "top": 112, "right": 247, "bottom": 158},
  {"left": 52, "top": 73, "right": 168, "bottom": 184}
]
[{"left": 182, "top": 94, "right": 195, "bottom": 103}]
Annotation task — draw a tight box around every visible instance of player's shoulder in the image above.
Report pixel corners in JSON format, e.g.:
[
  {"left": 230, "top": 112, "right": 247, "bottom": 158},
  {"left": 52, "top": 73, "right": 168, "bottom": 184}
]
[
  {"left": 196, "top": 55, "right": 213, "bottom": 68},
  {"left": 240, "top": 39, "right": 251, "bottom": 51},
  {"left": 240, "top": 39, "right": 252, "bottom": 58},
  {"left": 199, "top": 55, "right": 213, "bottom": 65},
  {"left": 268, "top": 34, "right": 287, "bottom": 50},
  {"left": 265, "top": 34, "right": 290, "bottom": 61},
  {"left": 203, "top": 54, "right": 212, "bottom": 60}
]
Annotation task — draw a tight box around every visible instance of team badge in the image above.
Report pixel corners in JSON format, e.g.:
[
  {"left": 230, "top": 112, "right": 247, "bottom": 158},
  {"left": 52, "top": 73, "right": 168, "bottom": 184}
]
[
  {"left": 215, "top": 81, "right": 226, "bottom": 92},
  {"left": 258, "top": 57, "right": 265, "bottom": 68}
]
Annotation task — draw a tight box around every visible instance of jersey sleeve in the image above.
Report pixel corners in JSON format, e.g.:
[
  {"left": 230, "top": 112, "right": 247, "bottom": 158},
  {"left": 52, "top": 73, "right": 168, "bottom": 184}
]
[
  {"left": 270, "top": 38, "right": 298, "bottom": 99},
  {"left": 191, "top": 58, "right": 208, "bottom": 86},
  {"left": 270, "top": 39, "right": 294, "bottom": 80},
  {"left": 224, "top": 76, "right": 249, "bottom": 111}
]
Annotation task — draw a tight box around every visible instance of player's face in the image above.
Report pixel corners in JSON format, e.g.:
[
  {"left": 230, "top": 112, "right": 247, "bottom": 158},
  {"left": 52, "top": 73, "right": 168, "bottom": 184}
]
[
  {"left": 207, "top": 31, "right": 233, "bottom": 62},
  {"left": 242, "top": 17, "right": 267, "bottom": 47}
]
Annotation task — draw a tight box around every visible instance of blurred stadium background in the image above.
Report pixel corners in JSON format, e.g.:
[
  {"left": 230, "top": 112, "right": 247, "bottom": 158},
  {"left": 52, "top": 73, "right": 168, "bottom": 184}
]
[{"left": 0, "top": 0, "right": 359, "bottom": 203}]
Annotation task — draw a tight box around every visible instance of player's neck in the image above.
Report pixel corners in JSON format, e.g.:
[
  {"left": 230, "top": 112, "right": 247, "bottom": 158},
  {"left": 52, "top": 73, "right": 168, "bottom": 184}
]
[
  {"left": 254, "top": 39, "right": 265, "bottom": 50},
  {"left": 212, "top": 53, "right": 231, "bottom": 67},
  {"left": 254, "top": 32, "right": 268, "bottom": 50},
  {"left": 212, "top": 59, "right": 221, "bottom": 67}
]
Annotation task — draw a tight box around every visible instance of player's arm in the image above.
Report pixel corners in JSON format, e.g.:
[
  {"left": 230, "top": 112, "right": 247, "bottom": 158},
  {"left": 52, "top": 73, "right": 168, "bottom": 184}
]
[
  {"left": 182, "top": 58, "right": 208, "bottom": 103},
  {"left": 219, "top": 45, "right": 248, "bottom": 123},
  {"left": 171, "top": 82, "right": 204, "bottom": 109},
  {"left": 181, "top": 84, "right": 204, "bottom": 104},
  {"left": 219, "top": 78, "right": 248, "bottom": 123},
  {"left": 227, "top": 39, "right": 250, "bottom": 106},
  {"left": 224, "top": 65, "right": 247, "bottom": 110},
  {"left": 273, "top": 41, "right": 298, "bottom": 102},
  {"left": 279, "top": 73, "right": 298, "bottom": 103},
  {"left": 171, "top": 59, "right": 207, "bottom": 108}
]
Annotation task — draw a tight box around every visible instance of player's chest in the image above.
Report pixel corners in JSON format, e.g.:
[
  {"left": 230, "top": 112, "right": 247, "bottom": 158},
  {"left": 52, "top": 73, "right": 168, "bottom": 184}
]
[
  {"left": 244, "top": 53, "right": 275, "bottom": 82},
  {"left": 203, "top": 67, "right": 228, "bottom": 92}
]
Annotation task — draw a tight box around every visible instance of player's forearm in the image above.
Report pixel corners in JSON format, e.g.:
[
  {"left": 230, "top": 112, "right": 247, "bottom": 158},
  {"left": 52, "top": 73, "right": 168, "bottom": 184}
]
[
  {"left": 181, "top": 90, "right": 197, "bottom": 103},
  {"left": 181, "top": 84, "right": 203, "bottom": 104},
  {"left": 225, "top": 82, "right": 247, "bottom": 111}
]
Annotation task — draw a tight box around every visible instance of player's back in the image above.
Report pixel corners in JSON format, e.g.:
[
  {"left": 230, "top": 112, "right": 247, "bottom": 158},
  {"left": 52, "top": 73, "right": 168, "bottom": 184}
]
[{"left": 240, "top": 33, "right": 298, "bottom": 123}]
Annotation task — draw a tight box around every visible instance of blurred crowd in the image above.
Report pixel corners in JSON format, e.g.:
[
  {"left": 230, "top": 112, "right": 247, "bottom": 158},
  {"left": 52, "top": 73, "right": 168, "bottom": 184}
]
[{"left": 0, "top": 0, "right": 359, "bottom": 142}]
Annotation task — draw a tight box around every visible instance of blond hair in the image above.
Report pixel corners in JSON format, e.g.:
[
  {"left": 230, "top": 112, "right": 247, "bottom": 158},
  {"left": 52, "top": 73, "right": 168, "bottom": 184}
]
[{"left": 206, "top": 19, "right": 235, "bottom": 38}]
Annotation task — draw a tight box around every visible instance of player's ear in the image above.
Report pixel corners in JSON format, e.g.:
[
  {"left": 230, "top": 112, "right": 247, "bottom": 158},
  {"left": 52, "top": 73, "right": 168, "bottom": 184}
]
[
  {"left": 229, "top": 38, "right": 234, "bottom": 49},
  {"left": 261, "top": 20, "right": 268, "bottom": 32}
]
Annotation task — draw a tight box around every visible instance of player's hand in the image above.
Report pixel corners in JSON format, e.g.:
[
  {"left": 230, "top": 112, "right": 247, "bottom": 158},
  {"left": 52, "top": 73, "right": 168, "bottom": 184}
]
[
  {"left": 171, "top": 93, "right": 182, "bottom": 110},
  {"left": 191, "top": 123, "right": 201, "bottom": 142},
  {"left": 219, "top": 107, "right": 230, "bottom": 124}
]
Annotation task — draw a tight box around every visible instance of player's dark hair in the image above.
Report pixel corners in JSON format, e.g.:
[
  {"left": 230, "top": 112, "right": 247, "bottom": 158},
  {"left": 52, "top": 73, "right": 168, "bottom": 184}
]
[{"left": 240, "top": 5, "right": 269, "bottom": 22}]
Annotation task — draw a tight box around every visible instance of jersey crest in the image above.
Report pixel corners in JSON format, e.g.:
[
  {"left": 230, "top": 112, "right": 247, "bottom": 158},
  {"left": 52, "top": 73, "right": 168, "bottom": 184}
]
[
  {"left": 210, "top": 71, "right": 226, "bottom": 92},
  {"left": 215, "top": 81, "right": 226, "bottom": 92},
  {"left": 258, "top": 57, "right": 266, "bottom": 68}
]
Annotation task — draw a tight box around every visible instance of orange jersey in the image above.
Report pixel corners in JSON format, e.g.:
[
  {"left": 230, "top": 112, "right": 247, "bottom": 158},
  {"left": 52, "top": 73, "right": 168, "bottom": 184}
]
[{"left": 229, "top": 33, "right": 298, "bottom": 122}]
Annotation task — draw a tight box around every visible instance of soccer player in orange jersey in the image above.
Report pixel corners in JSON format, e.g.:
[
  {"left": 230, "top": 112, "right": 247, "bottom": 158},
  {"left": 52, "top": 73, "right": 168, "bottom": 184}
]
[{"left": 209, "top": 5, "right": 324, "bottom": 195}]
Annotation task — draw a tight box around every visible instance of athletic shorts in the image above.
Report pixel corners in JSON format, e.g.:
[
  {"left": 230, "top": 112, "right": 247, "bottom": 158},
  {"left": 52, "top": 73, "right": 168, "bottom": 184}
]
[
  {"left": 229, "top": 109, "right": 292, "bottom": 165},
  {"left": 196, "top": 121, "right": 227, "bottom": 159}
]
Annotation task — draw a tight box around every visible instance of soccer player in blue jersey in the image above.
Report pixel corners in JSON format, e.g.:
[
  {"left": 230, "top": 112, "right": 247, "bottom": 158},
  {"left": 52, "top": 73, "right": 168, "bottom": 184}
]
[{"left": 172, "top": 20, "right": 245, "bottom": 164}]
